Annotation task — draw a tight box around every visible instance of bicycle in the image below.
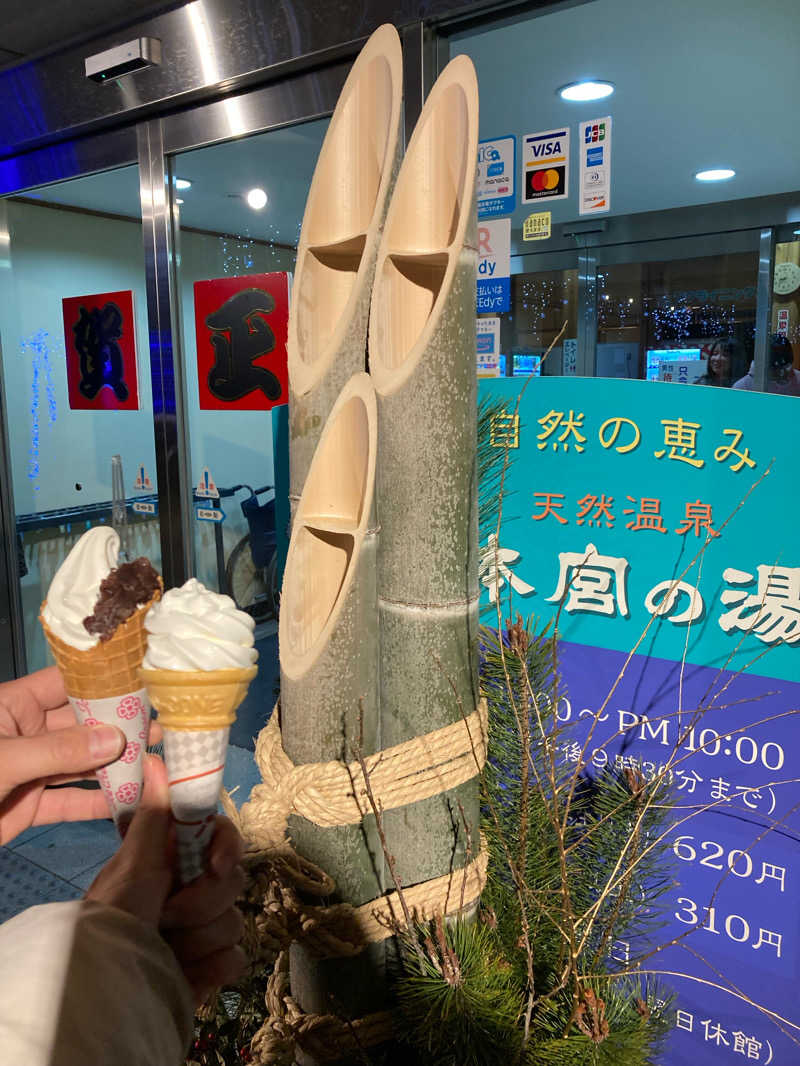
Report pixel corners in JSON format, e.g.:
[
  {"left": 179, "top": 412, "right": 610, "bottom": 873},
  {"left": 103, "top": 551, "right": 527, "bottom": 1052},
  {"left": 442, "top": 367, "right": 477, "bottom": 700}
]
[{"left": 214, "top": 483, "right": 279, "bottom": 623}]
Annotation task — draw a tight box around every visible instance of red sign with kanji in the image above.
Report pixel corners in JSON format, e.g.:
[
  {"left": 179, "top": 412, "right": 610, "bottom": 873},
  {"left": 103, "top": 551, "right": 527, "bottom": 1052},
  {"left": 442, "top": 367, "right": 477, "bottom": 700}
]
[
  {"left": 62, "top": 290, "right": 139, "bottom": 410},
  {"left": 193, "top": 273, "right": 289, "bottom": 411}
]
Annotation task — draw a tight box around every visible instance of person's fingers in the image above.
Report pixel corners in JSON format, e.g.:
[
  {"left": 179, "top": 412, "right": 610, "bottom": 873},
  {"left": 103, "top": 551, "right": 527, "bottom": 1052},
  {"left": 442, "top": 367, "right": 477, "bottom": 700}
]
[
  {"left": 0, "top": 666, "right": 68, "bottom": 712},
  {"left": 207, "top": 815, "right": 244, "bottom": 878},
  {"left": 43, "top": 705, "right": 80, "bottom": 732},
  {"left": 182, "top": 946, "right": 248, "bottom": 1004},
  {"left": 0, "top": 724, "right": 125, "bottom": 789},
  {"left": 33, "top": 785, "right": 112, "bottom": 826},
  {"left": 161, "top": 863, "right": 246, "bottom": 929},
  {"left": 147, "top": 719, "right": 163, "bottom": 746},
  {"left": 166, "top": 906, "right": 244, "bottom": 964},
  {"left": 86, "top": 755, "right": 173, "bottom": 926}
]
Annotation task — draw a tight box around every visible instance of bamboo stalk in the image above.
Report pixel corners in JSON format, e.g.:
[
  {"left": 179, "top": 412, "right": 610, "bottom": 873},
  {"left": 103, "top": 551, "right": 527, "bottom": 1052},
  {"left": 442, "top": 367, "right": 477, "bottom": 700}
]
[
  {"left": 278, "top": 373, "right": 385, "bottom": 1039},
  {"left": 369, "top": 56, "right": 481, "bottom": 905},
  {"left": 288, "top": 24, "right": 403, "bottom": 513}
]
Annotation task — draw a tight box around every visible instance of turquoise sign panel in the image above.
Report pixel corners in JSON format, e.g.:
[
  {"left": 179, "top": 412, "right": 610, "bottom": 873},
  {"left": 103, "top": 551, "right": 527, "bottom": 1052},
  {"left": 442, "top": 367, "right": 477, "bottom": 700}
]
[{"left": 479, "top": 376, "right": 797, "bottom": 683}]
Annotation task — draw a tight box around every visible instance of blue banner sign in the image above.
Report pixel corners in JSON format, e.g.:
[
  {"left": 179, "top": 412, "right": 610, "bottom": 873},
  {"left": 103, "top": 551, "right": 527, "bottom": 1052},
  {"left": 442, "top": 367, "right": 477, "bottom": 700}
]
[{"left": 479, "top": 376, "right": 800, "bottom": 1066}]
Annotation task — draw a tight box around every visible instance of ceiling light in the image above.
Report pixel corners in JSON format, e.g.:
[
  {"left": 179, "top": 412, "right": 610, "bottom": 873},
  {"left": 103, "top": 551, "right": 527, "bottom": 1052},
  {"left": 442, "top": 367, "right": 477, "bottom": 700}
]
[
  {"left": 793, "top": 228, "right": 800, "bottom": 236},
  {"left": 176, "top": 198, "right": 184, "bottom": 205},
  {"left": 559, "top": 80, "right": 614, "bottom": 102},
  {"left": 175, "top": 178, "right": 192, "bottom": 190},
  {"left": 695, "top": 168, "right": 735, "bottom": 182},
  {"left": 246, "top": 187, "right": 268, "bottom": 210}
]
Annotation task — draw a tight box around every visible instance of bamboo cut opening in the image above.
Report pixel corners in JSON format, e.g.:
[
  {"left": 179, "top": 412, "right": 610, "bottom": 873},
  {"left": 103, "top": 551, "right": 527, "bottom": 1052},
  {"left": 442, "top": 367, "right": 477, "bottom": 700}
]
[
  {"left": 369, "top": 57, "right": 478, "bottom": 385},
  {"left": 383, "top": 83, "right": 470, "bottom": 254},
  {"left": 283, "top": 527, "right": 354, "bottom": 655},
  {"left": 375, "top": 253, "right": 449, "bottom": 369},
  {"left": 280, "top": 375, "right": 377, "bottom": 673},
  {"left": 293, "top": 42, "right": 400, "bottom": 370},
  {"left": 300, "top": 394, "right": 371, "bottom": 528},
  {"left": 295, "top": 242, "right": 367, "bottom": 367}
]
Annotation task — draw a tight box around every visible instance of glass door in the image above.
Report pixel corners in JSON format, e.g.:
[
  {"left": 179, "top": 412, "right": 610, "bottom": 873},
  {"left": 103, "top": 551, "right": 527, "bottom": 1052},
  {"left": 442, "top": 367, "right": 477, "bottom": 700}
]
[
  {"left": 0, "top": 167, "right": 160, "bottom": 674},
  {"left": 168, "top": 117, "right": 330, "bottom": 746}
]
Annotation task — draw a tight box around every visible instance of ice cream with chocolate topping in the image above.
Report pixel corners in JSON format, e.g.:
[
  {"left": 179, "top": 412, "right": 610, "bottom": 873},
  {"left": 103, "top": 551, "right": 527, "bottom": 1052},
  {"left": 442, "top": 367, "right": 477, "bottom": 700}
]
[
  {"left": 40, "top": 526, "right": 163, "bottom": 831},
  {"left": 140, "top": 578, "right": 258, "bottom": 882}
]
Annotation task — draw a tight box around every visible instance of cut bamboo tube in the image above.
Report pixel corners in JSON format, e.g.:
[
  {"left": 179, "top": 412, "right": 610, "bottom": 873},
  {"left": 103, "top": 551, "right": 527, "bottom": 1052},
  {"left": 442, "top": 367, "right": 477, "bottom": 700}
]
[
  {"left": 288, "top": 24, "right": 402, "bottom": 510},
  {"left": 279, "top": 372, "right": 384, "bottom": 1029},
  {"left": 369, "top": 56, "right": 480, "bottom": 897}
]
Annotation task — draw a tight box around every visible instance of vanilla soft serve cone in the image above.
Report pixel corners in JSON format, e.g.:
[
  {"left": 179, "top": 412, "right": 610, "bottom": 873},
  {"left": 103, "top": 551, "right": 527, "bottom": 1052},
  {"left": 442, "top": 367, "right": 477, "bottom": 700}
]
[
  {"left": 139, "top": 579, "right": 257, "bottom": 883},
  {"left": 40, "top": 527, "right": 162, "bottom": 833}
]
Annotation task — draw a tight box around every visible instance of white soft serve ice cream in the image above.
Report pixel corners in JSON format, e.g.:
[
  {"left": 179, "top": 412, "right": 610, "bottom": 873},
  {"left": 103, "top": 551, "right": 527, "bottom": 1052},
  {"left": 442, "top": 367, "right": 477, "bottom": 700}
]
[
  {"left": 42, "top": 527, "right": 120, "bottom": 650},
  {"left": 142, "top": 578, "right": 257, "bottom": 671}
]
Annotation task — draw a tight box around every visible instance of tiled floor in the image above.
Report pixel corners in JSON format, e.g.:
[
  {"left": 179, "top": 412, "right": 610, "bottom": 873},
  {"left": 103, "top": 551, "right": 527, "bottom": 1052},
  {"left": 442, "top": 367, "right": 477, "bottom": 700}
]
[{"left": 0, "top": 743, "right": 265, "bottom": 924}]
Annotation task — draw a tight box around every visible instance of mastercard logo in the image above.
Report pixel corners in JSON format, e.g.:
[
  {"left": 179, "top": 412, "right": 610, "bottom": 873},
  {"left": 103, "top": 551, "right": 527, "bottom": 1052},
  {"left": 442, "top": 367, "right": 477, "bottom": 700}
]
[{"left": 530, "top": 168, "right": 561, "bottom": 191}]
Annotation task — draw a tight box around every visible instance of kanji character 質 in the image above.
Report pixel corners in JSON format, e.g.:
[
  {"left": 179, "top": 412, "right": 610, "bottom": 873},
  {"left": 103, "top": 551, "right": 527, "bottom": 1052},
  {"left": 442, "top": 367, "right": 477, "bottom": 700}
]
[
  {"left": 623, "top": 496, "right": 667, "bottom": 533},
  {"left": 714, "top": 429, "right": 756, "bottom": 472},
  {"left": 576, "top": 494, "right": 615, "bottom": 528},
  {"left": 674, "top": 500, "right": 719, "bottom": 539},
  {"left": 547, "top": 542, "right": 630, "bottom": 617},
  {"left": 654, "top": 418, "right": 704, "bottom": 468},
  {"left": 532, "top": 492, "right": 568, "bottom": 525},
  {"left": 598, "top": 416, "right": 641, "bottom": 454},
  {"left": 719, "top": 565, "right": 800, "bottom": 645},
  {"left": 537, "top": 410, "right": 587, "bottom": 452},
  {"left": 644, "top": 579, "right": 704, "bottom": 623},
  {"left": 479, "top": 534, "right": 536, "bottom": 604}
]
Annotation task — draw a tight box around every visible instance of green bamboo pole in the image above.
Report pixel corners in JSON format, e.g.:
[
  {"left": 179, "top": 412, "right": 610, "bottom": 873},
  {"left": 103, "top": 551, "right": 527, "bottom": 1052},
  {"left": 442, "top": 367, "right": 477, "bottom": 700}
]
[
  {"left": 278, "top": 373, "right": 385, "bottom": 1045},
  {"left": 288, "top": 23, "right": 402, "bottom": 514},
  {"left": 369, "top": 57, "right": 481, "bottom": 908}
]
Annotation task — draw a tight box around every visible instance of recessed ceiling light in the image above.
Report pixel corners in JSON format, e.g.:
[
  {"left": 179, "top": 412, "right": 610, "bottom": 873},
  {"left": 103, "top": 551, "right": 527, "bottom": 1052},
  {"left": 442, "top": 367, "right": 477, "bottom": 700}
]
[
  {"left": 175, "top": 178, "right": 192, "bottom": 190},
  {"left": 695, "top": 168, "right": 735, "bottom": 182},
  {"left": 176, "top": 198, "right": 184, "bottom": 205},
  {"left": 559, "top": 80, "right": 614, "bottom": 102},
  {"left": 246, "top": 187, "right": 268, "bottom": 210},
  {"left": 793, "top": 228, "right": 800, "bottom": 236}
]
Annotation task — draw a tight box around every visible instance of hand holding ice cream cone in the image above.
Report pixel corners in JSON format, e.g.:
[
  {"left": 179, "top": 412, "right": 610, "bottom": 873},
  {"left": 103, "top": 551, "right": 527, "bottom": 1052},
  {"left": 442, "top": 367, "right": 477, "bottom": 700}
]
[
  {"left": 139, "top": 578, "right": 258, "bottom": 883},
  {"left": 39, "top": 526, "right": 163, "bottom": 833}
]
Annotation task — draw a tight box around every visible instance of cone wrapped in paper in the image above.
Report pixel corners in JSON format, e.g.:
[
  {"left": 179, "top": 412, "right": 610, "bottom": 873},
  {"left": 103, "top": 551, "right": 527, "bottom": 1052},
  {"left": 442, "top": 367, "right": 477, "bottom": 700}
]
[
  {"left": 140, "top": 666, "right": 257, "bottom": 882},
  {"left": 40, "top": 593, "right": 161, "bottom": 832}
]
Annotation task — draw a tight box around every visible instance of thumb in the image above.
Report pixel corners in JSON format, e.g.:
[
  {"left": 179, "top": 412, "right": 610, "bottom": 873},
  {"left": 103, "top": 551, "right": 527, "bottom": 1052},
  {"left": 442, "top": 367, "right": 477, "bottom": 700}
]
[
  {"left": 86, "top": 755, "right": 174, "bottom": 926},
  {"left": 0, "top": 723, "right": 125, "bottom": 790}
]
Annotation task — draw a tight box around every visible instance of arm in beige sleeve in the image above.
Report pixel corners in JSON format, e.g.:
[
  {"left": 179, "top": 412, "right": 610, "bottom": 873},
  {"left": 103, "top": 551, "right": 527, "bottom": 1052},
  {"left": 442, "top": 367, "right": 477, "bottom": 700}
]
[{"left": 0, "top": 900, "right": 194, "bottom": 1066}]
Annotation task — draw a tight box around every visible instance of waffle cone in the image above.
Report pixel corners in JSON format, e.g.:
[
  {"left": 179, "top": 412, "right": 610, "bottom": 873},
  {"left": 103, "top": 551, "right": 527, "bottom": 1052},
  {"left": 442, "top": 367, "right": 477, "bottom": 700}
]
[
  {"left": 40, "top": 586, "right": 162, "bottom": 700},
  {"left": 138, "top": 666, "right": 257, "bottom": 730}
]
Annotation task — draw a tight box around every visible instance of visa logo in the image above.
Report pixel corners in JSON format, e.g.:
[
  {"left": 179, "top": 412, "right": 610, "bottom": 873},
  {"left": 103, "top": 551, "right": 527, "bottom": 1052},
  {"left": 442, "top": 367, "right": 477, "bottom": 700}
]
[{"left": 530, "top": 140, "right": 563, "bottom": 158}]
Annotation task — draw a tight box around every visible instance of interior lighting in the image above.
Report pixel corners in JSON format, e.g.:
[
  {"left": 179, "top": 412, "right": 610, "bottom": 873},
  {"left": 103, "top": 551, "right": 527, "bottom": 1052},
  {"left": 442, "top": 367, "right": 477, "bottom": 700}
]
[
  {"left": 176, "top": 198, "right": 184, "bottom": 205},
  {"left": 559, "top": 80, "right": 614, "bottom": 102},
  {"left": 694, "top": 168, "right": 735, "bottom": 182},
  {"left": 175, "top": 178, "right": 192, "bottom": 190},
  {"left": 793, "top": 228, "right": 800, "bottom": 236},
  {"left": 246, "top": 187, "right": 268, "bottom": 210}
]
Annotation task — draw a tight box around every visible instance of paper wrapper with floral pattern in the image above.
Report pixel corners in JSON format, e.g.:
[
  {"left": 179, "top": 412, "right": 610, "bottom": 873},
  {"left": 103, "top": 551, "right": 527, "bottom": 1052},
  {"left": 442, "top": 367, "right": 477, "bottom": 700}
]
[
  {"left": 40, "top": 595, "right": 161, "bottom": 834},
  {"left": 139, "top": 665, "right": 257, "bottom": 883}
]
